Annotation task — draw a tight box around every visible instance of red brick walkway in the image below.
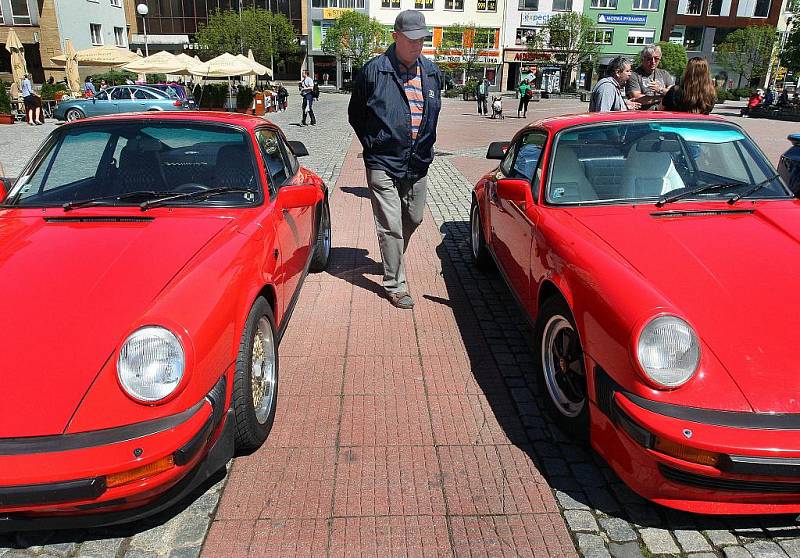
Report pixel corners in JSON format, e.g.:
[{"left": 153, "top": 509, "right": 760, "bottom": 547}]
[{"left": 202, "top": 138, "right": 576, "bottom": 558}]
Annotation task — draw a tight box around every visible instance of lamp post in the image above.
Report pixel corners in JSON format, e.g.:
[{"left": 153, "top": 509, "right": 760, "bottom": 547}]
[
  {"left": 773, "top": 14, "right": 795, "bottom": 88},
  {"left": 137, "top": 3, "right": 149, "bottom": 57}
]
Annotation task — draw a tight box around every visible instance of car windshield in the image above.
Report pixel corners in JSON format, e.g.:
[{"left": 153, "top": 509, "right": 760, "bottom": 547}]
[
  {"left": 546, "top": 121, "right": 790, "bottom": 205},
  {"left": 6, "top": 122, "right": 262, "bottom": 208}
]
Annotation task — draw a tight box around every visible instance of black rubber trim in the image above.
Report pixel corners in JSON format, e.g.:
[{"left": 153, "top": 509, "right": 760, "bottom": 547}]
[
  {"left": 623, "top": 392, "right": 800, "bottom": 431},
  {"left": 611, "top": 404, "right": 654, "bottom": 448},
  {"left": 651, "top": 209, "right": 754, "bottom": 218},
  {"left": 0, "top": 400, "right": 204, "bottom": 456},
  {"left": 44, "top": 217, "right": 154, "bottom": 223},
  {"left": 173, "top": 376, "right": 227, "bottom": 466},
  {"left": 0, "top": 477, "right": 106, "bottom": 507},
  {"left": 660, "top": 463, "right": 800, "bottom": 493},
  {"left": 719, "top": 455, "right": 800, "bottom": 477}
]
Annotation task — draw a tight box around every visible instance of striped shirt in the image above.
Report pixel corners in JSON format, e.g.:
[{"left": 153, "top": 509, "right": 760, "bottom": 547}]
[{"left": 398, "top": 61, "right": 424, "bottom": 141}]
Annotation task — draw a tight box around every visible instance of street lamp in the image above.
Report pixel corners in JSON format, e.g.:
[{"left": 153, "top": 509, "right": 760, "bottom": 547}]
[
  {"left": 137, "top": 3, "right": 149, "bottom": 57},
  {"left": 774, "top": 14, "right": 795, "bottom": 88}
]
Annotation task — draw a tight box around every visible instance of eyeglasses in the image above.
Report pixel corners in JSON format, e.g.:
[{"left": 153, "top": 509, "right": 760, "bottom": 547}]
[{"left": 646, "top": 56, "right": 662, "bottom": 61}]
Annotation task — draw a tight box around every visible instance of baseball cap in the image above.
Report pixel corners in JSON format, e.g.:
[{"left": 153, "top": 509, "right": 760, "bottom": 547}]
[{"left": 394, "top": 10, "right": 432, "bottom": 40}]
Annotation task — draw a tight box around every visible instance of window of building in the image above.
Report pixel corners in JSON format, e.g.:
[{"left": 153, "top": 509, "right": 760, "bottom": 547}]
[
  {"left": 91, "top": 23, "right": 103, "bottom": 45},
  {"left": 0, "top": 2, "right": 4, "bottom": 24},
  {"left": 552, "top": 0, "right": 573, "bottom": 9},
  {"left": 515, "top": 28, "right": 538, "bottom": 46},
  {"left": 10, "top": 0, "right": 31, "bottom": 25},
  {"left": 589, "top": 28, "right": 614, "bottom": 43},
  {"left": 686, "top": 0, "right": 703, "bottom": 14},
  {"left": 445, "top": 0, "right": 464, "bottom": 9},
  {"left": 633, "top": 0, "right": 659, "bottom": 9},
  {"left": 706, "top": 0, "right": 722, "bottom": 14},
  {"left": 753, "top": 0, "right": 770, "bottom": 16},
  {"left": 683, "top": 25, "right": 704, "bottom": 49},
  {"left": 627, "top": 28, "right": 655, "bottom": 44},
  {"left": 110, "top": 0, "right": 122, "bottom": 6},
  {"left": 789, "top": 0, "right": 799, "bottom": 12},
  {"left": 519, "top": 0, "right": 539, "bottom": 8},
  {"left": 442, "top": 28, "right": 463, "bottom": 46},
  {"left": 415, "top": 0, "right": 434, "bottom": 9},
  {"left": 473, "top": 28, "right": 497, "bottom": 48},
  {"left": 711, "top": 27, "right": 735, "bottom": 50},
  {"left": 590, "top": 0, "right": 617, "bottom": 8},
  {"left": 114, "top": 26, "right": 125, "bottom": 46},
  {"left": 477, "top": 0, "right": 497, "bottom": 11},
  {"left": 381, "top": 0, "right": 400, "bottom": 7}
]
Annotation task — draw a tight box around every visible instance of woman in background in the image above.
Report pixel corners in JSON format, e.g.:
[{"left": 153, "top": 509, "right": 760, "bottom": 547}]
[{"left": 662, "top": 57, "right": 716, "bottom": 115}]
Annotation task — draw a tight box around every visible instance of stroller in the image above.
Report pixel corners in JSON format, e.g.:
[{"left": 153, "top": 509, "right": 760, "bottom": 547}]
[{"left": 490, "top": 96, "right": 504, "bottom": 119}]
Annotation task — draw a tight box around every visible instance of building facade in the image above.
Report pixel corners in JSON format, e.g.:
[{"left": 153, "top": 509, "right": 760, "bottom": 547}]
[
  {"left": 0, "top": 0, "right": 43, "bottom": 82},
  {"left": 307, "top": 3, "right": 369, "bottom": 88}
]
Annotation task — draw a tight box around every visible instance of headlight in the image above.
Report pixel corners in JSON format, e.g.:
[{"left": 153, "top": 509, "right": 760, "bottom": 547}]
[
  {"left": 118, "top": 327, "right": 185, "bottom": 402},
  {"left": 636, "top": 316, "right": 700, "bottom": 388}
]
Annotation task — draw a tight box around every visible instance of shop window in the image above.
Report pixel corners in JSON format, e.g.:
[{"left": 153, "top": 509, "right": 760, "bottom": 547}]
[
  {"left": 707, "top": 0, "right": 722, "bottom": 14},
  {"left": 442, "top": 29, "right": 463, "bottom": 46},
  {"left": 114, "top": 27, "right": 126, "bottom": 47},
  {"left": 589, "top": 28, "right": 614, "bottom": 44},
  {"left": 473, "top": 28, "right": 497, "bottom": 48},
  {"left": 382, "top": 0, "right": 400, "bottom": 7},
  {"left": 445, "top": 0, "right": 464, "bottom": 9},
  {"left": 590, "top": 0, "right": 618, "bottom": 8},
  {"left": 477, "top": 0, "right": 497, "bottom": 11},
  {"left": 516, "top": 28, "right": 539, "bottom": 46},
  {"left": 519, "top": 0, "right": 539, "bottom": 10},
  {"left": 753, "top": 0, "right": 770, "bottom": 16},
  {"left": 627, "top": 28, "right": 655, "bottom": 44},
  {"left": 552, "top": 0, "right": 572, "bottom": 9},
  {"left": 10, "top": 0, "right": 31, "bottom": 25},
  {"left": 633, "top": 0, "right": 659, "bottom": 9},
  {"left": 683, "top": 25, "right": 704, "bottom": 49},
  {"left": 91, "top": 23, "right": 103, "bottom": 45},
  {"left": 415, "top": 0, "right": 434, "bottom": 8}
]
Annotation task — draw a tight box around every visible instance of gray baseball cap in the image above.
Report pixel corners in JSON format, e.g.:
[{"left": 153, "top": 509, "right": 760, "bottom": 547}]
[{"left": 394, "top": 10, "right": 432, "bottom": 40}]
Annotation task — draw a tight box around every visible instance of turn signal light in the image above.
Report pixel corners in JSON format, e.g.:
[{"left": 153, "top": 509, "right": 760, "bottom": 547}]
[
  {"left": 106, "top": 455, "right": 175, "bottom": 488},
  {"left": 653, "top": 437, "right": 720, "bottom": 467}
]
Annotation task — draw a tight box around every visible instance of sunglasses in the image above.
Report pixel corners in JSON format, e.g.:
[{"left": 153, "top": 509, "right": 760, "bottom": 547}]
[{"left": 645, "top": 56, "right": 662, "bottom": 61}]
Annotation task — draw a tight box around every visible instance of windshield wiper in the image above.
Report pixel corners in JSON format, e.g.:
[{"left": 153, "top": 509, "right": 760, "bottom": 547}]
[
  {"left": 140, "top": 187, "right": 256, "bottom": 210},
  {"left": 727, "top": 174, "right": 781, "bottom": 205},
  {"left": 63, "top": 191, "right": 174, "bottom": 211},
  {"left": 656, "top": 181, "right": 744, "bottom": 207}
]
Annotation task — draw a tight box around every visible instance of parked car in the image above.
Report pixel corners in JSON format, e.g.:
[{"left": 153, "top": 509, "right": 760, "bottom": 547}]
[
  {"left": 148, "top": 83, "right": 197, "bottom": 110},
  {"left": 778, "top": 133, "right": 800, "bottom": 196},
  {"left": 53, "top": 85, "right": 193, "bottom": 121},
  {"left": 0, "top": 111, "right": 331, "bottom": 529},
  {"left": 471, "top": 111, "right": 800, "bottom": 514}
]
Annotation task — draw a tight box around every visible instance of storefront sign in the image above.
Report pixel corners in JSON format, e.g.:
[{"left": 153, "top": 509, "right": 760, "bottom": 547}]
[
  {"left": 476, "top": 0, "right": 497, "bottom": 10},
  {"left": 435, "top": 53, "right": 500, "bottom": 64},
  {"left": 520, "top": 12, "right": 555, "bottom": 27},
  {"left": 323, "top": 8, "right": 353, "bottom": 19},
  {"left": 503, "top": 49, "right": 553, "bottom": 63},
  {"left": 597, "top": 14, "right": 647, "bottom": 25}
]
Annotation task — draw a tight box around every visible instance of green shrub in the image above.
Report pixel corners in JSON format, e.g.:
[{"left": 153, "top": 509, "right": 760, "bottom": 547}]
[
  {"left": 89, "top": 69, "right": 137, "bottom": 87},
  {"left": 443, "top": 88, "right": 461, "bottom": 98},
  {"left": 0, "top": 82, "right": 10, "bottom": 114},
  {"left": 40, "top": 82, "right": 68, "bottom": 100},
  {"left": 733, "top": 87, "right": 754, "bottom": 99},
  {"left": 196, "top": 83, "right": 229, "bottom": 109},
  {"left": 236, "top": 85, "right": 255, "bottom": 110},
  {"left": 147, "top": 74, "right": 168, "bottom": 84}
]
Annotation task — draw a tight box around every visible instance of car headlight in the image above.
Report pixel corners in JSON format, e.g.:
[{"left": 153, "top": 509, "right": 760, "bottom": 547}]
[
  {"left": 636, "top": 316, "right": 700, "bottom": 388},
  {"left": 117, "top": 326, "right": 185, "bottom": 402}
]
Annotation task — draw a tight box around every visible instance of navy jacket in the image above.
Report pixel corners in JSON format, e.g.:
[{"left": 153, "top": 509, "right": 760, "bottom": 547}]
[{"left": 348, "top": 45, "right": 442, "bottom": 181}]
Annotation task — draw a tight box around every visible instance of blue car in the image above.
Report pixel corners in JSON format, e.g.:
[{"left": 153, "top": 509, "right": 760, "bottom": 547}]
[
  {"left": 778, "top": 133, "right": 800, "bottom": 196},
  {"left": 53, "top": 85, "right": 193, "bottom": 122}
]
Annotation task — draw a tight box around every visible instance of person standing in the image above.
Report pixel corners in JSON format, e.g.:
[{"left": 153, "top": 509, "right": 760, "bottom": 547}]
[
  {"left": 476, "top": 77, "right": 489, "bottom": 115},
  {"left": 348, "top": 10, "right": 442, "bottom": 310},
  {"left": 300, "top": 70, "right": 316, "bottom": 126},
  {"left": 626, "top": 44, "right": 674, "bottom": 110},
  {"left": 589, "top": 57, "right": 640, "bottom": 112},
  {"left": 83, "top": 76, "right": 96, "bottom": 98},
  {"left": 661, "top": 57, "right": 716, "bottom": 114},
  {"left": 517, "top": 79, "right": 531, "bottom": 118}
]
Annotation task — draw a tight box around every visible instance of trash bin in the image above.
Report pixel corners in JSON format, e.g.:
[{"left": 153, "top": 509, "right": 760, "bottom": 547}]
[{"left": 253, "top": 91, "right": 266, "bottom": 116}]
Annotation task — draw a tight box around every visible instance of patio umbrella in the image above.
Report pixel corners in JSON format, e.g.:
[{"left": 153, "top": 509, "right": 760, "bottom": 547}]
[
  {"left": 63, "top": 39, "right": 81, "bottom": 95},
  {"left": 5, "top": 29, "right": 28, "bottom": 90},
  {"left": 51, "top": 45, "right": 140, "bottom": 66},
  {"left": 193, "top": 53, "right": 257, "bottom": 110},
  {"left": 123, "top": 51, "right": 193, "bottom": 75}
]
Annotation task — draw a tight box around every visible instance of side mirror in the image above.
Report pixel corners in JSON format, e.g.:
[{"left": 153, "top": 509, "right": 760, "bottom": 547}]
[
  {"left": 486, "top": 141, "right": 508, "bottom": 160},
  {"left": 278, "top": 184, "right": 322, "bottom": 209},
  {"left": 496, "top": 178, "right": 533, "bottom": 210},
  {"left": 287, "top": 140, "right": 309, "bottom": 157}
]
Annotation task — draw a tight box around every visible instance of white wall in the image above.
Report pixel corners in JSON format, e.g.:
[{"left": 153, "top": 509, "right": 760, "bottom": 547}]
[{"left": 56, "top": 0, "right": 129, "bottom": 52}]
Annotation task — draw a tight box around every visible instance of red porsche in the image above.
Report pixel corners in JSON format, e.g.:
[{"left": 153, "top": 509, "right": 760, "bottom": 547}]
[
  {"left": 470, "top": 111, "right": 800, "bottom": 514},
  {"left": 0, "top": 112, "right": 331, "bottom": 528}
]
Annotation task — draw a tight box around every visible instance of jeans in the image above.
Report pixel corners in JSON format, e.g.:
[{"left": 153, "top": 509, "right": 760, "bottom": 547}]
[{"left": 302, "top": 94, "right": 316, "bottom": 125}]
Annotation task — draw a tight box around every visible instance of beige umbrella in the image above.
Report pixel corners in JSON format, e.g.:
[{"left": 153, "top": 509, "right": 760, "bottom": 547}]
[
  {"left": 63, "top": 39, "right": 81, "bottom": 95},
  {"left": 5, "top": 29, "right": 28, "bottom": 91},
  {"left": 51, "top": 45, "right": 140, "bottom": 66},
  {"left": 194, "top": 53, "right": 256, "bottom": 78},
  {"left": 122, "top": 50, "right": 200, "bottom": 75}
]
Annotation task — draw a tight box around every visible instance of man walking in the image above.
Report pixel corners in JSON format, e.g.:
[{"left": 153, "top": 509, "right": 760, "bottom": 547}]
[
  {"left": 348, "top": 10, "right": 442, "bottom": 309},
  {"left": 300, "top": 70, "right": 316, "bottom": 126},
  {"left": 476, "top": 77, "right": 489, "bottom": 115},
  {"left": 626, "top": 44, "right": 674, "bottom": 110},
  {"left": 589, "top": 56, "right": 640, "bottom": 112}
]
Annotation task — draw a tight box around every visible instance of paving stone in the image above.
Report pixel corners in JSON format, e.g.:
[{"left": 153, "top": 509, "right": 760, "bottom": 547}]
[
  {"left": 571, "top": 463, "right": 607, "bottom": 488},
  {"left": 577, "top": 534, "right": 612, "bottom": 558},
  {"left": 123, "top": 550, "right": 159, "bottom": 558},
  {"left": 555, "top": 490, "right": 590, "bottom": 511},
  {"left": 625, "top": 504, "right": 662, "bottom": 528},
  {"left": 564, "top": 509, "right": 599, "bottom": 532},
  {"left": 599, "top": 517, "right": 638, "bottom": 543},
  {"left": 743, "top": 541, "right": 789, "bottom": 557},
  {"left": 706, "top": 529, "right": 739, "bottom": 546},
  {"left": 780, "top": 539, "right": 800, "bottom": 558},
  {"left": 76, "top": 539, "right": 126, "bottom": 558},
  {"left": 675, "top": 530, "right": 712, "bottom": 553},
  {"left": 640, "top": 528, "right": 680, "bottom": 555},
  {"left": 724, "top": 547, "right": 754, "bottom": 558},
  {"left": 688, "top": 554, "right": 719, "bottom": 558},
  {"left": 41, "top": 542, "right": 79, "bottom": 557},
  {"left": 609, "top": 541, "right": 644, "bottom": 558},
  {"left": 586, "top": 487, "right": 622, "bottom": 514},
  {"left": 168, "top": 547, "right": 201, "bottom": 558}
]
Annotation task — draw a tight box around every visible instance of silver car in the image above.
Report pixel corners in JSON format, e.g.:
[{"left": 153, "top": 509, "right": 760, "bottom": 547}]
[{"left": 53, "top": 85, "right": 193, "bottom": 122}]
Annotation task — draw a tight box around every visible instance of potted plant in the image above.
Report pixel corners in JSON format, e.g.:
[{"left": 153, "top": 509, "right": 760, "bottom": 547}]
[
  {"left": 236, "top": 85, "right": 255, "bottom": 114},
  {"left": 0, "top": 82, "right": 13, "bottom": 125}
]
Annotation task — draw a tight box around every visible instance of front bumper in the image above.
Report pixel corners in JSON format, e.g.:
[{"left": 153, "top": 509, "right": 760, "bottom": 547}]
[
  {"left": 0, "top": 376, "right": 234, "bottom": 530},
  {"left": 592, "top": 367, "right": 800, "bottom": 514}
]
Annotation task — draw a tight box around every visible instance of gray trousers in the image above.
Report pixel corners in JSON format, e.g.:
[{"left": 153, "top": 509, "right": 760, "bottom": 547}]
[{"left": 366, "top": 169, "right": 428, "bottom": 294}]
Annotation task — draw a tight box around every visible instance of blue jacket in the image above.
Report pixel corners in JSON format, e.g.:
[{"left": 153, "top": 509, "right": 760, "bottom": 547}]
[{"left": 348, "top": 45, "right": 442, "bottom": 181}]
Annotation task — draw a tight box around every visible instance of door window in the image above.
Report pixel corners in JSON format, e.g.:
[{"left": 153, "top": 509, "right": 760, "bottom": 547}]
[
  {"left": 134, "top": 88, "right": 157, "bottom": 100},
  {"left": 256, "top": 129, "right": 290, "bottom": 193},
  {"left": 111, "top": 87, "right": 132, "bottom": 100},
  {"left": 510, "top": 131, "right": 547, "bottom": 181}
]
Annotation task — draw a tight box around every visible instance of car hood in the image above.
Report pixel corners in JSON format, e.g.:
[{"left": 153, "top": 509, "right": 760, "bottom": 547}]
[
  {"left": 0, "top": 212, "right": 232, "bottom": 437},
  {"left": 567, "top": 202, "right": 800, "bottom": 413}
]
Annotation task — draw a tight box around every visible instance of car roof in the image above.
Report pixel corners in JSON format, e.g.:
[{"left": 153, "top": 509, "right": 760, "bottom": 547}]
[
  {"left": 60, "top": 111, "right": 279, "bottom": 133},
  {"left": 525, "top": 111, "right": 729, "bottom": 135}
]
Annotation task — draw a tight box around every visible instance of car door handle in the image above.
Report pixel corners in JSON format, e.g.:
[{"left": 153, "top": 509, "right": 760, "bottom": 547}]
[{"left": 273, "top": 248, "right": 279, "bottom": 259}]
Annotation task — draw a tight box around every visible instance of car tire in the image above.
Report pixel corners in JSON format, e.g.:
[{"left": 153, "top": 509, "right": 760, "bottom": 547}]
[
  {"left": 470, "top": 200, "right": 494, "bottom": 270},
  {"left": 534, "top": 297, "right": 590, "bottom": 441},
  {"left": 309, "top": 198, "right": 331, "bottom": 272},
  {"left": 65, "top": 109, "right": 84, "bottom": 122},
  {"left": 232, "top": 296, "right": 279, "bottom": 455}
]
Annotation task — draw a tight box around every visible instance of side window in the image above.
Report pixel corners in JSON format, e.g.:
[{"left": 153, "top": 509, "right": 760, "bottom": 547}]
[
  {"left": 280, "top": 137, "right": 299, "bottom": 176},
  {"left": 111, "top": 87, "right": 131, "bottom": 100},
  {"left": 511, "top": 132, "right": 547, "bottom": 181},
  {"left": 499, "top": 141, "right": 518, "bottom": 176},
  {"left": 255, "top": 129, "right": 289, "bottom": 191},
  {"left": 134, "top": 88, "right": 156, "bottom": 100},
  {"left": 94, "top": 90, "right": 109, "bottom": 101}
]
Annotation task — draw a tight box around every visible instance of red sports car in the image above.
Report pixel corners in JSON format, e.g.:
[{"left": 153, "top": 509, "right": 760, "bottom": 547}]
[
  {"left": 0, "top": 112, "right": 331, "bottom": 528},
  {"left": 470, "top": 111, "right": 800, "bottom": 514}
]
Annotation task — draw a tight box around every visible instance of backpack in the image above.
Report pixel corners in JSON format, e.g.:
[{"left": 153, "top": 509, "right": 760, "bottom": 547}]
[
  {"left": 313, "top": 82, "right": 320, "bottom": 100},
  {"left": 478, "top": 81, "right": 487, "bottom": 96}
]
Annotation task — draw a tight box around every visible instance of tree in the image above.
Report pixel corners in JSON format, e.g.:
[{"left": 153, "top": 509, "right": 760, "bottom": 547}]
[
  {"left": 782, "top": 26, "right": 800, "bottom": 73},
  {"left": 196, "top": 8, "right": 299, "bottom": 69},
  {"left": 716, "top": 26, "right": 778, "bottom": 88},
  {"left": 545, "top": 13, "right": 600, "bottom": 91},
  {"left": 321, "top": 11, "right": 385, "bottom": 72},
  {"left": 654, "top": 41, "right": 687, "bottom": 79},
  {"left": 437, "top": 23, "right": 495, "bottom": 81}
]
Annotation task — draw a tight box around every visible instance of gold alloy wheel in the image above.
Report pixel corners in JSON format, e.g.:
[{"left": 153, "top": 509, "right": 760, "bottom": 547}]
[{"left": 251, "top": 316, "right": 276, "bottom": 424}]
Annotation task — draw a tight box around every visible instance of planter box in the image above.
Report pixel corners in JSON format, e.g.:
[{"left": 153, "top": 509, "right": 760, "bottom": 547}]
[{"left": 0, "top": 113, "right": 13, "bottom": 125}]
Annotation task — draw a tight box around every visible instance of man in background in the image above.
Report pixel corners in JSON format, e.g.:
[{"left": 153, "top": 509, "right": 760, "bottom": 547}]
[
  {"left": 590, "top": 57, "right": 640, "bottom": 112},
  {"left": 627, "top": 44, "right": 674, "bottom": 110},
  {"left": 300, "top": 70, "right": 316, "bottom": 126}
]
